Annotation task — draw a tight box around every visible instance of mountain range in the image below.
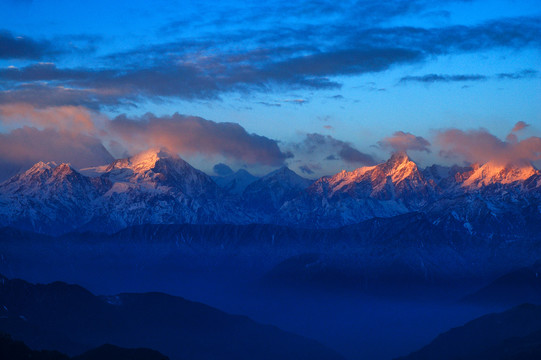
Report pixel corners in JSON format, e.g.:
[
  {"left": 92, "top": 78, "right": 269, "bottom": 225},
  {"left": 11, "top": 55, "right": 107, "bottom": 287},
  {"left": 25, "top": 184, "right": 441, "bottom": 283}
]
[
  {"left": 1, "top": 148, "right": 540, "bottom": 235},
  {"left": 0, "top": 274, "right": 343, "bottom": 360}
]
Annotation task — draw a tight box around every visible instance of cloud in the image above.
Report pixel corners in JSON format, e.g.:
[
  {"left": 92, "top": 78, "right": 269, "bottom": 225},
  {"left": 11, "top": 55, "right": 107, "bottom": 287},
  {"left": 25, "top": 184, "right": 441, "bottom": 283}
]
[
  {"left": 435, "top": 128, "right": 541, "bottom": 166},
  {"left": 0, "top": 103, "right": 97, "bottom": 134},
  {"left": 400, "top": 69, "right": 539, "bottom": 84},
  {"left": 399, "top": 74, "right": 487, "bottom": 83},
  {"left": 378, "top": 131, "right": 431, "bottom": 152},
  {"left": 0, "top": 83, "right": 127, "bottom": 109},
  {"left": 294, "top": 133, "right": 375, "bottom": 165},
  {"left": 0, "top": 126, "right": 114, "bottom": 181},
  {"left": 0, "top": 103, "right": 294, "bottom": 169},
  {"left": 506, "top": 121, "right": 530, "bottom": 143},
  {"left": 497, "top": 69, "right": 538, "bottom": 80},
  {"left": 299, "top": 164, "right": 314, "bottom": 175},
  {"left": 257, "top": 101, "right": 281, "bottom": 107},
  {"left": 109, "top": 113, "right": 291, "bottom": 166},
  {"left": 213, "top": 163, "right": 234, "bottom": 176},
  {"left": 284, "top": 98, "right": 309, "bottom": 105},
  {"left": 2, "top": 14, "right": 539, "bottom": 107},
  {"left": 511, "top": 121, "right": 530, "bottom": 132},
  {"left": 0, "top": 30, "right": 56, "bottom": 59}
]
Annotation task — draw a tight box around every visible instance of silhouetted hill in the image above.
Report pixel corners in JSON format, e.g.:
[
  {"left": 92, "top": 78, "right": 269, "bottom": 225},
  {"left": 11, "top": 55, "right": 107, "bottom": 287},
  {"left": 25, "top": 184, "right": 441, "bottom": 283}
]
[
  {"left": 0, "top": 332, "right": 69, "bottom": 360},
  {"left": 73, "top": 344, "right": 169, "bottom": 360},
  {"left": 395, "top": 303, "right": 541, "bottom": 360},
  {"left": 0, "top": 332, "right": 169, "bottom": 360},
  {"left": 0, "top": 274, "right": 344, "bottom": 360},
  {"left": 462, "top": 260, "right": 541, "bottom": 307}
]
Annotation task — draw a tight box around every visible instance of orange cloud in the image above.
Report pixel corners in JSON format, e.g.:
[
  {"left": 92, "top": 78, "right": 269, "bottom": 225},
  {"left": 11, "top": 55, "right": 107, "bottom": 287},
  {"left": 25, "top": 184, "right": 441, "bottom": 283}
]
[
  {"left": 108, "top": 113, "right": 291, "bottom": 166},
  {"left": 511, "top": 121, "right": 530, "bottom": 132},
  {"left": 436, "top": 128, "right": 541, "bottom": 166},
  {"left": 0, "top": 103, "right": 97, "bottom": 134},
  {"left": 0, "top": 126, "right": 113, "bottom": 181}
]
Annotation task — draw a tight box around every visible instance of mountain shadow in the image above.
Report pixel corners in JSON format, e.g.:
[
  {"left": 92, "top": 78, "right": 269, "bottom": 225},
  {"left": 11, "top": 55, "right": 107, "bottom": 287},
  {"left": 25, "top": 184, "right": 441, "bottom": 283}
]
[
  {"left": 395, "top": 303, "right": 541, "bottom": 360},
  {"left": 0, "top": 274, "right": 344, "bottom": 360},
  {"left": 462, "top": 260, "right": 541, "bottom": 308},
  {"left": 0, "top": 332, "right": 169, "bottom": 360}
]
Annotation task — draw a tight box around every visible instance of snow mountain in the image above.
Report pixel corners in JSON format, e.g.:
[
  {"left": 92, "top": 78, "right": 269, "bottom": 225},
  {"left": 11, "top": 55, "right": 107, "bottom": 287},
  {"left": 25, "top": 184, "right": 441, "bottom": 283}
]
[
  {"left": 277, "top": 151, "right": 437, "bottom": 227},
  {"left": 0, "top": 161, "right": 110, "bottom": 234},
  {"left": 1, "top": 149, "right": 540, "bottom": 235}
]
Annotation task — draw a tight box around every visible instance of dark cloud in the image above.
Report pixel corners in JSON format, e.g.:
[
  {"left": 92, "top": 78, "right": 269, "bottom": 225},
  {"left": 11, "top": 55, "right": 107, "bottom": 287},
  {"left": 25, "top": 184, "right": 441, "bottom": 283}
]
[
  {"left": 338, "top": 145, "right": 375, "bottom": 164},
  {"left": 378, "top": 131, "right": 431, "bottom": 152},
  {"left": 284, "top": 98, "right": 309, "bottom": 105},
  {"left": 399, "top": 74, "right": 487, "bottom": 83},
  {"left": 109, "top": 113, "right": 291, "bottom": 166},
  {"left": 356, "top": 16, "right": 541, "bottom": 55},
  {"left": 435, "top": 128, "right": 541, "bottom": 166},
  {"left": 0, "top": 11, "right": 539, "bottom": 106},
  {"left": 213, "top": 163, "right": 234, "bottom": 176},
  {"left": 0, "top": 30, "right": 56, "bottom": 60},
  {"left": 295, "top": 133, "right": 375, "bottom": 165},
  {"left": 0, "top": 83, "right": 128, "bottom": 109},
  {"left": 257, "top": 101, "right": 281, "bottom": 107},
  {"left": 0, "top": 126, "right": 113, "bottom": 181},
  {"left": 268, "top": 47, "right": 423, "bottom": 81},
  {"left": 400, "top": 68, "right": 539, "bottom": 84},
  {"left": 497, "top": 69, "right": 538, "bottom": 80},
  {"left": 0, "top": 62, "right": 93, "bottom": 82},
  {"left": 299, "top": 164, "right": 315, "bottom": 175}
]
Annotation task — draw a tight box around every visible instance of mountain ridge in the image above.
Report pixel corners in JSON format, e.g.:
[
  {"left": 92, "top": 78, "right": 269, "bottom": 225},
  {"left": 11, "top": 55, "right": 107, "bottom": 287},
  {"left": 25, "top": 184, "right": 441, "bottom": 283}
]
[{"left": 1, "top": 149, "right": 540, "bottom": 235}]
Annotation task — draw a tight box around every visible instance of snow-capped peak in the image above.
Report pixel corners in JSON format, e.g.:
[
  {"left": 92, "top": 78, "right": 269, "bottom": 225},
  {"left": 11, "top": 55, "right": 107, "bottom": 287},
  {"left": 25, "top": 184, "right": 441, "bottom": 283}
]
[
  {"left": 462, "top": 161, "right": 538, "bottom": 188},
  {"left": 328, "top": 151, "right": 422, "bottom": 191},
  {"left": 387, "top": 151, "right": 410, "bottom": 166},
  {"left": 106, "top": 148, "right": 183, "bottom": 173},
  {"left": 379, "top": 151, "right": 419, "bottom": 183},
  {"left": 26, "top": 161, "right": 57, "bottom": 175},
  {"left": 2, "top": 161, "right": 76, "bottom": 188}
]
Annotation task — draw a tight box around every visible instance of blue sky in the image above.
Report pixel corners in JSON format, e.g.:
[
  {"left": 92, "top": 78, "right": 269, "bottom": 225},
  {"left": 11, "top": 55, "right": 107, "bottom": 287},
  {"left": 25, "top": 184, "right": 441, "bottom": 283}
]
[{"left": 0, "top": 0, "right": 540, "bottom": 178}]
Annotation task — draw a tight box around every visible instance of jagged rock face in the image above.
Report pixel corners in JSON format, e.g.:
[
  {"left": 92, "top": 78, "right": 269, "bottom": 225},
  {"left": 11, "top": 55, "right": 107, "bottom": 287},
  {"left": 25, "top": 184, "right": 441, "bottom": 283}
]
[
  {"left": 1, "top": 150, "right": 541, "bottom": 234},
  {"left": 277, "top": 152, "right": 437, "bottom": 227},
  {"left": 213, "top": 169, "right": 258, "bottom": 195},
  {"left": 242, "top": 166, "right": 313, "bottom": 218},
  {"left": 84, "top": 149, "right": 244, "bottom": 232},
  {"left": 313, "top": 151, "right": 435, "bottom": 203},
  {"left": 101, "top": 149, "right": 220, "bottom": 197}
]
